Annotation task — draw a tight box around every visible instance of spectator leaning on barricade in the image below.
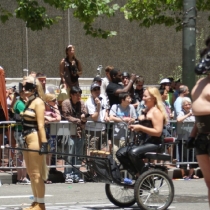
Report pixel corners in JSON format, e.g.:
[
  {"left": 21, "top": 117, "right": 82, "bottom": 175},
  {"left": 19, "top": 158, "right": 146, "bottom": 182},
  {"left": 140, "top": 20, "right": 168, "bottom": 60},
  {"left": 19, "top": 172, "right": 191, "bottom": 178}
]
[
  {"left": 176, "top": 97, "right": 199, "bottom": 180},
  {"left": 173, "top": 85, "right": 189, "bottom": 119},
  {"left": 59, "top": 44, "right": 82, "bottom": 89},
  {"left": 109, "top": 92, "right": 137, "bottom": 162},
  {"left": 6, "top": 86, "right": 17, "bottom": 161},
  {"left": 44, "top": 93, "right": 61, "bottom": 183},
  {"left": 134, "top": 76, "right": 145, "bottom": 117},
  {"left": 13, "top": 89, "right": 31, "bottom": 185},
  {"left": 62, "top": 86, "right": 87, "bottom": 184},
  {"left": 85, "top": 83, "right": 109, "bottom": 153}
]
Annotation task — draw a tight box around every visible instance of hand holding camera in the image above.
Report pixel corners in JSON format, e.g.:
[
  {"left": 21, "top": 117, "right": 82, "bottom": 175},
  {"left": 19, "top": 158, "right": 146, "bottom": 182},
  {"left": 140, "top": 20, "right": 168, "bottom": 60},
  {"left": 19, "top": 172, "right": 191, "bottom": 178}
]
[{"left": 130, "top": 74, "right": 136, "bottom": 83}]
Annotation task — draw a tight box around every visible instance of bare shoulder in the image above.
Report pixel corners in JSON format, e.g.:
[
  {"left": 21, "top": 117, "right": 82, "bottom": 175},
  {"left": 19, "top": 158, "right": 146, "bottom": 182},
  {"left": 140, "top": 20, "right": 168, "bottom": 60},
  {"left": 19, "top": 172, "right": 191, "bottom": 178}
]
[
  {"left": 192, "top": 76, "right": 208, "bottom": 97},
  {"left": 196, "top": 77, "right": 207, "bottom": 85},
  {"left": 153, "top": 107, "right": 163, "bottom": 118},
  {"left": 60, "top": 58, "right": 65, "bottom": 65},
  {"left": 35, "top": 97, "right": 45, "bottom": 105}
]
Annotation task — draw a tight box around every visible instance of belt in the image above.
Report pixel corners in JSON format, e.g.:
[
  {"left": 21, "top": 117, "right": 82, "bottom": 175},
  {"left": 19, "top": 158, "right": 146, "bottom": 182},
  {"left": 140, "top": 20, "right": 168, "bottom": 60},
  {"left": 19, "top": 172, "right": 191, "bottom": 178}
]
[{"left": 22, "top": 128, "right": 38, "bottom": 137}]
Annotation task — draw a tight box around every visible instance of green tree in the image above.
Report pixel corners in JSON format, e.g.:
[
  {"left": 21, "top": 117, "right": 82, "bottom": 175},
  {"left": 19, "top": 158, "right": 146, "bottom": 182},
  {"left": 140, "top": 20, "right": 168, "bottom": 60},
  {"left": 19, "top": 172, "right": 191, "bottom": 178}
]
[{"left": 1, "top": 0, "right": 210, "bottom": 38}]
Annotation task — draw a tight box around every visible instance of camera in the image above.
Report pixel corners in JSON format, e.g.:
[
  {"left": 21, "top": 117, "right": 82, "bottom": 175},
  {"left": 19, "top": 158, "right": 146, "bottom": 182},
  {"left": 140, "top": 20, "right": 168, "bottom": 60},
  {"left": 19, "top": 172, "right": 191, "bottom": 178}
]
[
  {"left": 71, "top": 66, "right": 78, "bottom": 75},
  {"left": 97, "top": 65, "right": 103, "bottom": 76},
  {"left": 195, "top": 51, "right": 210, "bottom": 75}
]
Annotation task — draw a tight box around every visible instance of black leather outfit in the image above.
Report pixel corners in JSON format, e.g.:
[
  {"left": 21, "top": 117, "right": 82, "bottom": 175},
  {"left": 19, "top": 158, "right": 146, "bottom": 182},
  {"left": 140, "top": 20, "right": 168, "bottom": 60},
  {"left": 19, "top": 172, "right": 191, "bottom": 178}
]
[
  {"left": 22, "top": 95, "right": 38, "bottom": 137},
  {"left": 116, "top": 118, "right": 163, "bottom": 175}
]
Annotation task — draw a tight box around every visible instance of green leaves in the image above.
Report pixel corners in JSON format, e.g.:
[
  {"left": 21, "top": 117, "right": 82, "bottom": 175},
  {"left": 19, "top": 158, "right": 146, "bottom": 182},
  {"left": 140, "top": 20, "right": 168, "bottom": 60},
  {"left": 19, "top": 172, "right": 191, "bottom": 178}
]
[
  {"left": 0, "top": 3, "right": 13, "bottom": 23},
  {"left": 14, "top": 0, "right": 59, "bottom": 30},
  {"left": 70, "top": 0, "right": 119, "bottom": 38},
  {"left": 122, "top": 0, "right": 183, "bottom": 30},
  {"left": 0, "top": 0, "right": 210, "bottom": 38}
]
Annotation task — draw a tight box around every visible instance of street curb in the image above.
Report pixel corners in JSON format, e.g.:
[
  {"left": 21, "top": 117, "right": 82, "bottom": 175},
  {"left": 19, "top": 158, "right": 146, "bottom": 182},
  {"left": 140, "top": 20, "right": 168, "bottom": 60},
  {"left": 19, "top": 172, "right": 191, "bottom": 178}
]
[{"left": 0, "top": 167, "right": 203, "bottom": 184}]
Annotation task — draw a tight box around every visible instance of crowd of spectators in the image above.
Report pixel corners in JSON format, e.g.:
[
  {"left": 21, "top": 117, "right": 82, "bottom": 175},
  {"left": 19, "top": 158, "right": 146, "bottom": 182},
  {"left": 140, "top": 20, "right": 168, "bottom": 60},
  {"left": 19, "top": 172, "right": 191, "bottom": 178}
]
[{"left": 0, "top": 43, "right": 198, "bottom": 185}]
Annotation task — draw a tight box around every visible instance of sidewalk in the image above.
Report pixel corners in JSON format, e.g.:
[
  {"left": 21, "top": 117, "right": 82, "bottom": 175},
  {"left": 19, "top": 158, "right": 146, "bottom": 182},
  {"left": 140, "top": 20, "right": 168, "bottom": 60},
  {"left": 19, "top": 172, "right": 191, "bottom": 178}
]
[
  {"left": 0, "top": 159, "right": 65, "bottom": 184},
  {"left": 0, "top": 162, "right": 203, "bottom": 185}
]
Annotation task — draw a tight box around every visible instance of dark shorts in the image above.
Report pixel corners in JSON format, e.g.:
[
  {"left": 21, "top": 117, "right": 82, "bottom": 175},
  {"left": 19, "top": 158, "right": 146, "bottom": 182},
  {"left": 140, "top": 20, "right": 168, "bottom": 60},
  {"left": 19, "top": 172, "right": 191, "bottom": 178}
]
[{"left": 195, "top": 133, "right": 210, "bottom": 156}]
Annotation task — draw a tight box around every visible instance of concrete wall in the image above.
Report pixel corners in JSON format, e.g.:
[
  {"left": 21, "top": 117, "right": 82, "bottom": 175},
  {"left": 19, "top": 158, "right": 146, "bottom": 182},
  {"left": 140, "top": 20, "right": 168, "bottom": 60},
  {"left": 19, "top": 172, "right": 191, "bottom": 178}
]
[{"left": 0, "top": 1, "right": 210, "bottom": 84}]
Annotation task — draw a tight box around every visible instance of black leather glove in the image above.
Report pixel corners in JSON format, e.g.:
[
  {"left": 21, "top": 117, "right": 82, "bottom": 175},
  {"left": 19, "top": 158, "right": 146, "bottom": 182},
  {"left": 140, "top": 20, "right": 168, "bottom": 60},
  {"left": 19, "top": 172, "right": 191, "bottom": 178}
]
[
  {"left": 39, "top": 142, "right": 49, "bottom": 155},
  {"left": 185, "top": 137, "right": 195, "bottom": 149}
]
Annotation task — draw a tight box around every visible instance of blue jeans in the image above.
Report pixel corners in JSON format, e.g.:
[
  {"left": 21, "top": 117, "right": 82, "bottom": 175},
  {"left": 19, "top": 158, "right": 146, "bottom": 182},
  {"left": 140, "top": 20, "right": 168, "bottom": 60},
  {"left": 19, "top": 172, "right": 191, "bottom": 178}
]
[{"left": 64, "top": 136, "right": 84, "bottom": 177}]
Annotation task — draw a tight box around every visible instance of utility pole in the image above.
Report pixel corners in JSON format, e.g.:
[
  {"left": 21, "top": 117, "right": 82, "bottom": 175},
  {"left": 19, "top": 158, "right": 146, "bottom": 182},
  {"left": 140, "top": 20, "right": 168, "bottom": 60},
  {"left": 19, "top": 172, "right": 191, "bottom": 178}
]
[{"left": 182, "top": 0, "right": 196, "bottom": 91}]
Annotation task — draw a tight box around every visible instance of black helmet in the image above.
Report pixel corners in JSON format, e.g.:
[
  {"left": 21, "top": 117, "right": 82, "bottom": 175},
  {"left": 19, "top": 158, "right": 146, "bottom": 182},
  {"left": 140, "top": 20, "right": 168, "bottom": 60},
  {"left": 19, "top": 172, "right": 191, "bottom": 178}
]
[{"left": 122, "top": 72, "right": 130, "bottom": 78}]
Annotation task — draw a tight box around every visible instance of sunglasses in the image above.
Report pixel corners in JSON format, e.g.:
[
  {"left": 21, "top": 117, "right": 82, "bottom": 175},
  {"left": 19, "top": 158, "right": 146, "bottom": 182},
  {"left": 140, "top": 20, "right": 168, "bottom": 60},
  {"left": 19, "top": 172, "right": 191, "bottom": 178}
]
[
  {"left": 19, "top": 82, "right": 35, "bottom": 92},
  {"left": 93, "top": 88, "right": 100, "bottom": 91}
]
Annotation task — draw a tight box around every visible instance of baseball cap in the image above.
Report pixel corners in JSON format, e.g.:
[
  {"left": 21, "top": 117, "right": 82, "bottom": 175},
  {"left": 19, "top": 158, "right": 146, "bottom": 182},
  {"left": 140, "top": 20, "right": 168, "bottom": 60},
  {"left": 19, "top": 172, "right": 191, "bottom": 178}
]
[
  {"left": 90, "top": 83, "right": 101, "bottom": 91},
  {"left": 93, "top": 76, "right": 102, "bottom": 82},
  {"left": 160, "top": 78, "right": 171, "bottom": 84}
]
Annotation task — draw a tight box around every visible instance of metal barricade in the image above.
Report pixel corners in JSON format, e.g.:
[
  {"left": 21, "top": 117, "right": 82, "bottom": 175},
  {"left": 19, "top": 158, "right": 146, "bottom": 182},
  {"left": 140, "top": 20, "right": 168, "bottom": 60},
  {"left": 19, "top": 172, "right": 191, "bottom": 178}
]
[
  {"left": 0, "top": 121, "right": 16, "bottom": 171},
  {"left": 175, "top": 121, "right": 197, "bottom": 168},
  {"left": 0, "top": 120, "right": 198, "bottom": 173}
]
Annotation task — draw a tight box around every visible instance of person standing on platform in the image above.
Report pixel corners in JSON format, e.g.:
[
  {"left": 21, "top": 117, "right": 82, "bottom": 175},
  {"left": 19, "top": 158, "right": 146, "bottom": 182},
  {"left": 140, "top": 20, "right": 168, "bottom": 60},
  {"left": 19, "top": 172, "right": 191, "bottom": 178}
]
[{"left": 59, "top": 45, "right": 82, "bottom": 89}]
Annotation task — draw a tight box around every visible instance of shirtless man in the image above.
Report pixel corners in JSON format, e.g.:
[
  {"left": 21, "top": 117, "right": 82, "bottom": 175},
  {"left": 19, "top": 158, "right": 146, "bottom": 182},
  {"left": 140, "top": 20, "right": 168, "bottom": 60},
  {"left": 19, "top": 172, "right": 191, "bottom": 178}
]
[{"left": 190, "top": 37, "right": 210, "bottom": 206}]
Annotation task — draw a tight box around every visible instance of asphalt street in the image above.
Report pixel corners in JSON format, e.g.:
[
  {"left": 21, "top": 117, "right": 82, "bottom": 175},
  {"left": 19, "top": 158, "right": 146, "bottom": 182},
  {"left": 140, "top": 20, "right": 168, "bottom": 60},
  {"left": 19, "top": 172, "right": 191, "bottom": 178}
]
[{"left": 0, "top": 179, "right": 208, "bottom": 210}]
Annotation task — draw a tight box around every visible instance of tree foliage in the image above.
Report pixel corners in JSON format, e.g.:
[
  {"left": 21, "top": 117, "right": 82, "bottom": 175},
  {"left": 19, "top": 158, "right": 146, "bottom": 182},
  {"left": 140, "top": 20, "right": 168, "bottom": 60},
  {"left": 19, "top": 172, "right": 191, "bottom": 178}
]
[{"left": 0, "top": 0, "right": 210, "bottom": 38}]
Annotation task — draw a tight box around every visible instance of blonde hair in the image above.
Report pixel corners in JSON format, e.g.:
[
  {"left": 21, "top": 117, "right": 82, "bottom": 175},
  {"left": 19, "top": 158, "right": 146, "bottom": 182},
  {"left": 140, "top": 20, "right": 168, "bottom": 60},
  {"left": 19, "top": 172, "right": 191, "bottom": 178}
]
[
  {"left": 147, "top": 86, "right": 168, "bottom": 125},
  {"left": 45, "top": 93, "right": 56, "bottom": 102},
  {"left": 23, "top": 76, "right": 46, "bottom": 101}
]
